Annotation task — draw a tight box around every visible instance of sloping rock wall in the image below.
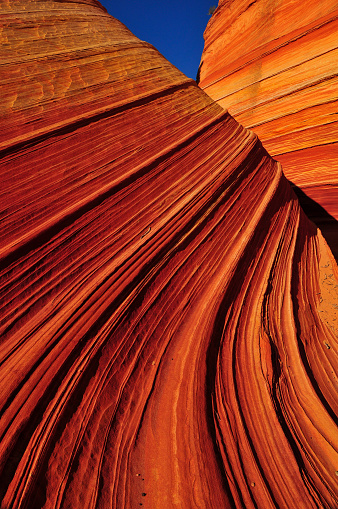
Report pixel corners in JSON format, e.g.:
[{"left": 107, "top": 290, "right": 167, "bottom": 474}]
[
  {"left": 0, "top": 1, "right": 337, "bottom": 508},
  {"left": 198, "top": 0, "right": 338, "bottom": 258}
]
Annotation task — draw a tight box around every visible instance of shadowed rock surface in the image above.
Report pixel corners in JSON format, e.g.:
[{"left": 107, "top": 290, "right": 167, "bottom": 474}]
[
  {"left": 0, "top": 1, "right": 337, "bottom": 508},
  {"left": 198, "top": 0, "right": 338, "bottom": 258}
]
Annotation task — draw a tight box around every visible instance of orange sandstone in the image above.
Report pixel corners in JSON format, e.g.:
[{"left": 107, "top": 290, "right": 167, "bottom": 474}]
[
  {"left": 0, "top": 1, "right": 337, "bottom": 508},
  {"left": 198, "top": 0, "right": 338, "bottom": 258}
]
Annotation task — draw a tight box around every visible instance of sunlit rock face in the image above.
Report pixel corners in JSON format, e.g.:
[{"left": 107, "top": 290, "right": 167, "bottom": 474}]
[
  {"left": 198, "top": 0, "right": 338, "bottom": 258},
  {"left": 0, "top": 1, "right": 338, "bottom": 508}
]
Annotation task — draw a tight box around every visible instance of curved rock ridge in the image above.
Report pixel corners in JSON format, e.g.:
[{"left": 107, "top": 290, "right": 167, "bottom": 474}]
[
  {"left": 0, "top": 1, "right": 337, "bottom": 508},
  {"left": 198, "top": 0, "right": 338, "bottom": 258}
]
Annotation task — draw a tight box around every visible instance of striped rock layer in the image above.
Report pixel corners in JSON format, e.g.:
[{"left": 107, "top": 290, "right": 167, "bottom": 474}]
[
  {"left": 0, "top": 1, "right": 338, "bottom": 508},
  {"left": 197, "top": 0, "right": 338, "bottom": 258}
]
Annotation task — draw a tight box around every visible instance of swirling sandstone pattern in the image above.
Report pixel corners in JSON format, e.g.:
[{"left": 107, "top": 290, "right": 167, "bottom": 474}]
[
  {"left": 198, "top": 0, "right": 338, "bottom": 258},
  {"left": 0, "top": 1, "right": 337, "bottom": 508}
]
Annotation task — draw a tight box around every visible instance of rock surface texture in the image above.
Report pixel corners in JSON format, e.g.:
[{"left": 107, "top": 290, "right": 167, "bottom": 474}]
[
  {"left": 0, "top": 1, "right": 338, "bottom": 508},
  {"left": 198, "top": 0, "right": 338, "bottom": 258}
]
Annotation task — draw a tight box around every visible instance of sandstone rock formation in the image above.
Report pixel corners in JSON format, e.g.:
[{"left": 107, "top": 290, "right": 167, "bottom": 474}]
[
  {"left": 198, "top": 0, "right": 338, "bottom": 258},
  {"left": 0, "top": 1, "right": 337, "bottom": 508}
]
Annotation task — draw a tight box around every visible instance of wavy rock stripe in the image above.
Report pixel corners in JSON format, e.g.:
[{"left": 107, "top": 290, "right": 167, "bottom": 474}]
[
  {"left": 197, "top": 0, "right": 338, "bottom": 258},
  {"left": 0, "top": 1, "right": 337, "bottom": 508}
]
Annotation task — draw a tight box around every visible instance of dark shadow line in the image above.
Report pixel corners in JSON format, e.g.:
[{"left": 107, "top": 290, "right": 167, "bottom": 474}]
[{"left": 289, "top": 180, "right": 338, "bottom": 260}]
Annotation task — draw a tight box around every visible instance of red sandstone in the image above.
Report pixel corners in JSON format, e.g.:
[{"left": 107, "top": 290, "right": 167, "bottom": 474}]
[{"left": 0, "top": 1, "right": 337, "bottom": 508}]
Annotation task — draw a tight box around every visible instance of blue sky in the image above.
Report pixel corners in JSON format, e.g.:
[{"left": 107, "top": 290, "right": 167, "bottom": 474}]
[{"left": 99, "top": 0, "right": 216, "bottom": 80}]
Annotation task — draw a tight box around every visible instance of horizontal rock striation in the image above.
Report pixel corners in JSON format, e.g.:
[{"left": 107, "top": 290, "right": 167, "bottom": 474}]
[
  {"left": 0, "top": 1, "right": 337, "bottom": 508},
  {"left": 198, "top": 0, "right": 338, "bottom": 258}
]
